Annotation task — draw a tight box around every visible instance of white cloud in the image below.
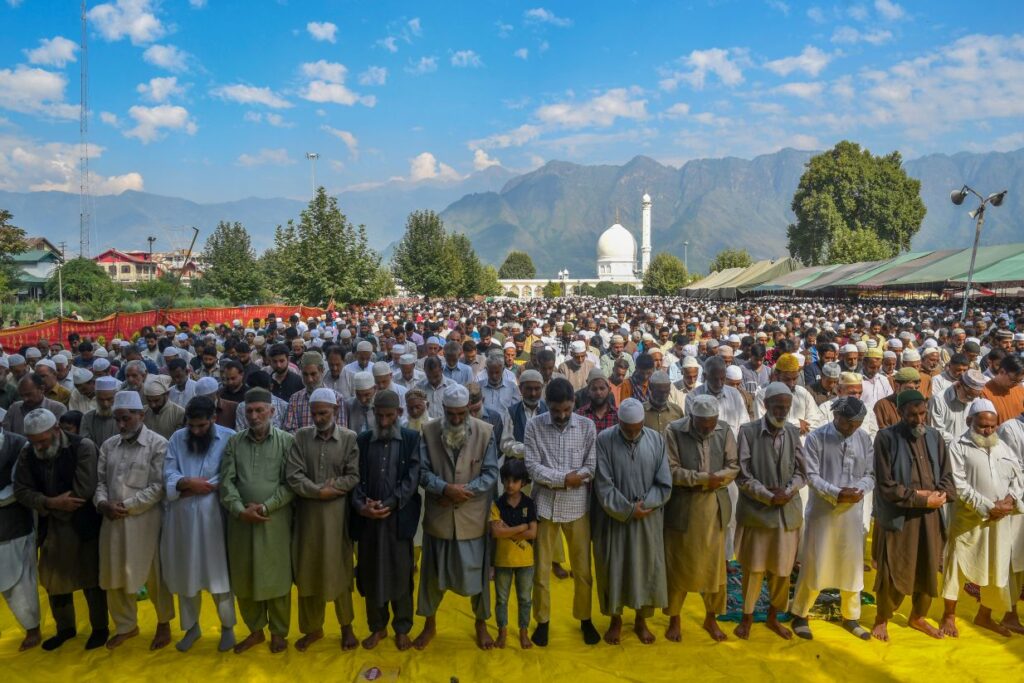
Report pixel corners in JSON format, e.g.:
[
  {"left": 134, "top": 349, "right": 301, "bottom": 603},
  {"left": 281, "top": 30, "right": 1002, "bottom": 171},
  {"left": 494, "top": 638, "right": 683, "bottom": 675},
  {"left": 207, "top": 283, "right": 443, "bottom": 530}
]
[
  {"left": 662, "top": 102, "right": 691, "bottom": 118},
  {"left": 773, "top": 81, "right": 825, "bottom": 99},
  {"left": 468, "top": 124, "right": 541, "bottom": 149},
  {"left": 88, "top": 0, "right": 165, "bottom": 45},
  {"left": 764, "top": 46, "right": 831, "bottom": 77},
  {"left": 243, "top": 111, "right": 290, "bottom": 127},
  {"left": 407, "top": 18, "right": 422, "bottom": 36},
  {"left": 322, "top": 125, "right": 359, "bottom": 158},
  {"left": 831, "top": 75, "right": 855, "bottom": 100},
  {"left": 188, "top": 0, "right": 206, "bottom": 7},
  {"left": 451, "top": 50, "right": 483, "bottom": 68},
  {"left": 124, "top": 105, "right": 197, "bottom": 143},
  {"left": 212, "top": 83, "right": 292, "bottom": 108},
  {"left": 136, "top": 76, "right": 184, "bottom": 103},
  {"left": 0, "top": 134, "right": 144, "bottom": 194},
  {"left": 527, "top": 154, "right": 545, "bottom": 169},
  {"left": 358, "top": 66, "right": 387, "bottom": 85},
  {"left": 536, "top": 88, "right": 647, "bottom": 128},
  {"left": 807, "top": 6, "right": 826, "bottom": 23},
  {"left": 660, "top": 47, "right": 749, "bottom": 90},
  {"left": 405, "top": 56, "right": 438, "bottom": 75},
  {"left": 472, "top": 148, "right": 501, "bottom": 170},
  {"left": 236, "top": 148, "right": 294, "bottom": 167},
  {"left": 749, "top": 101, "right": 786, "bottom": 115},
  {"left": 496, "top": 21, "right": 513, "bottom": 38},
  {"left": 377, "top": 36, "right": 398, "bottom": 53},
  {"left": 301, "top": 60, "right": 348, "bottom": 83},
  {"left": 514, "top": 48, "right": 529, "bottom": 60},
  {"left": 6, "top": 0, "right": 24, "bottom": 6},
  {"left": 0, "top": 66, "right": 78, "bottom": 119},
  {"left": 783, "top": 133, "right": 820, "bottom": 150},
  {"left": 523, "top": 8, "right": 572, "bottom": 27},
  {"left": 407, "top": 152, "right": 461, "bottom": 182},
  {"left": 307, "top": 21, "right": 337, "bottom": 43},
  {"left": 874, "top": 0, "right": 905, "bottom": 21},
  {"left": 766, "top": 0, "right": 790, "bottom": 15},
  {"left": 847, "top": 4, "right": 869, "bottom": 20},
  {"left": 299, "top": 62, "right": 375, "bottom": 107},
  {"left": 143, "top": 44, "right": 189, "bottom": 72},
  {"left": 100, "top": 111, "right": 120, "bottom": 127},
  {"left": 25, "top": 36, "right": 78, "bottom": 68},
  {"left": 832, "top": 26, "right": 892, "bottom": 45}
]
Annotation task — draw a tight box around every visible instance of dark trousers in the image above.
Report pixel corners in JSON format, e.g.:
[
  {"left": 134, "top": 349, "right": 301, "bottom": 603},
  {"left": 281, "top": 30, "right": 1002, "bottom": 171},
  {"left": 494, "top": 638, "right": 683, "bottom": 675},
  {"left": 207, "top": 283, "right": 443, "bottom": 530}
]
[
  {"left": 366, "top": 592, "right": 414, "bottom": 635},
  {"left": 49, "top": 587, "right": 108, "bottom": 633}
]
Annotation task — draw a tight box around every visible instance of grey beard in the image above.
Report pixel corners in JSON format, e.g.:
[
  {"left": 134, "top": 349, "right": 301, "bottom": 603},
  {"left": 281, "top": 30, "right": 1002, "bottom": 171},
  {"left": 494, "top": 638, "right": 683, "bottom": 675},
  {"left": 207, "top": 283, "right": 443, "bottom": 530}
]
[
  {"left": 372, "top": 424, "right": 400, "bottom": 442},
  {"left": 767, "top": 416, "right": 788, "bottom": 429},
  {"left": 910, "top": 424, "right": 926, "bottom": 438},
  {"left": 33, "top": 442, "right": 60, "bottom": 460},
  {"left": 96, "top": 407, "right": 113, "bottom": 417},
  {"left": 442, "top": 420, "right": 468, "bottom": 451},
  {"left": 522, "top": 398, "right": 539, "bottom": 409},
  {"left": 970, "top": 430, "right": 999, "bottom": 449}
]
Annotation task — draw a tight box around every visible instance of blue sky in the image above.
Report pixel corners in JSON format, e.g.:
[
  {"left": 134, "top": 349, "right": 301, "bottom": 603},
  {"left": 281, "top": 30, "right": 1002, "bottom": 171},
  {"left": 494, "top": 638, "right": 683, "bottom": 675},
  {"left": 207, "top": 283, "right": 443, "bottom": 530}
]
[{"left": 1, "top": 0, "right": 1022, "bottom": 202}]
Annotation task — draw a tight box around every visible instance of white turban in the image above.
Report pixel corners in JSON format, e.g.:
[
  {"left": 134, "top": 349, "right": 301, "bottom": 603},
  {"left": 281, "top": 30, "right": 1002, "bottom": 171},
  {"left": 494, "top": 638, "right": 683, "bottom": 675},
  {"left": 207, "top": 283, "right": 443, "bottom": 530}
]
[
  {"left": 763, "top": 382, "right": 792, "bottom": 401},
  {"left": 725, "top": 365, "right": 743, "bottom": 381},
  {"left": 95, "top": 377, "right": 120, "bottom": 392},
  {"left": 441, "top": 384, "right": 469, "bottom": 408},
  {"left": 143, "top": 375, "right": 171, "bottom": 396},
  {"left": 352, "top": 371, "right": 375, "bottom": 391},
  {"left": 194, "top": 376, "right": 219, "bottom": 397},
  {"left": 617, "top": 398, "right": 645, "bottom": 424},
  {"left": 968, "top": 398, "right": 996, "bottom": 418},
  {"left": 309, "top": 388, "right": 338, "bottom": 405},
  {"left": 113, "top": 390, "right": 144, "bottom": 411},
  {"left": 690, "top": 394, "right": 719, "bottom": 418},
  {"left": 23, "top": 408, "right": 57, "bottom": 435}
]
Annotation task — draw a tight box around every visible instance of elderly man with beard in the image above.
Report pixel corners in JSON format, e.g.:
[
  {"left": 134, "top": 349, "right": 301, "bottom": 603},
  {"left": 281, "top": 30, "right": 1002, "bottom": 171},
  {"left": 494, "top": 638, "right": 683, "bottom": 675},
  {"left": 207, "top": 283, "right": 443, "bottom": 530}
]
[
  {"left": 81, "top": 377, "right": 120, "bottom": 448},
  {"left": 69, "top": 368, "right": 96, "bottom": 414},
  {"left": 95, "top": 390, "right": 174, "bottom": 650},
  {"left": 929, "top": 368, "right": 987, "bottom": 446},
  {"left": 643, "top": 371, "right": 683, "bottom": 435},
  {"left": 4, "top": 374, "right": 66, "bottom": 436},
  {"left": 673, "top": 356, "right": 701, "bottom": 397},
  {"left": 479, "top": 353, "right": 520, "bottom": 414},
  {"left": 160, "top": 396, "right": 236, "bottom": 653},
  {"left": 220, "top": 387, "right": 295, "bottom": 654},
  {"left": 414, "top": 384, "right": 499, "bottom": 651},
  {"left": 734, "top": 382, "right": 806, "bottom": 641},
  {"left": 341, "top": 341, "right": 375, "bottom": 398},
  {"left": 871, "top": 390, "right": 955, "bottom": 641},
  {"left": 558, "top": 340, "right": 596, "bottom": 392},
  {"left": 284, "top": 352, "right": 347, "bottom": 433},
  {"left": 790, "top": 397, "right": 875, "bottom": 641},
  {"left": 347, "top": 371, "right": 377, "bottom": 435},
  {"left": 663, "top": 394, "right": 738, "bottom": 643},
  {"left": 403, "top": 390, "right": 431, "bottom": 432},
  {"left": 592, "top": 398, "right": 672, "bottom": 646},
  {"left": 121, "top": 360, "right": 148, "bottom": 398},
  {"left": 685, "top": 357, "right": 747, "bottom": 438},
  {"left": 143, "top": 375, "right": 185, "bottom": 441},
  {"left": 0, "top": 417, "right": 40, "bottom": 651},
  {"left": 753, "top": 353, "right": 819, "bottom": 436},
  {"left": 14, "top": 408, "right": 107, "bottom": 651},
  {"left": 286, "top": 388, "right": 360, "bottom": 652},
  {"left": 940, "top": 399, "right": 1024, "bottom": 638},
  {"left": 353, "top": 390, "right": 422, "bottom": 651},
  {"left": 874, "top": 367, "right": 922, "bottom": 431}
]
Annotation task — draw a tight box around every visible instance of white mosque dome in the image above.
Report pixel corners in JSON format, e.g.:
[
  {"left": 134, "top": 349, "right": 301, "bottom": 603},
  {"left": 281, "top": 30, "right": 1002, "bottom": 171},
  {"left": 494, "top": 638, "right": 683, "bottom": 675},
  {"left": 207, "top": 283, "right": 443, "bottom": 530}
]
[{"left": 596, "top": 223, "right": 637, "bottom": 262}]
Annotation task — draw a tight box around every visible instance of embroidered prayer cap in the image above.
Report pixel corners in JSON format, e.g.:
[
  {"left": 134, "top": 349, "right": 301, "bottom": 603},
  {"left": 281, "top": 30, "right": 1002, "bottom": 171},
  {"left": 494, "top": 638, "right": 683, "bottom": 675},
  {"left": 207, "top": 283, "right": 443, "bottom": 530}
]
[
  {"left": 143, "top": 375, "right": 171, "bottom": 396},
  {"left": 441, "top": 384, "right": 470, "bottom": 408},
  {"left": 519, "top": 369, "right": 543, "bottom": 385},
  {"left": 112, "top": 391, "right": 144, "bottom": 411},
  {"left": 586, "top": 368, "right": 606, "bottom": 385},
  {"left": 725, "top": 365, "right": 743, "bottom": 382},
  {"left": 372, "top": 361, "right": 392, "bottom": 377},
  {"left": 967, "top": 398, "right": 996, "bottom": 418},
  {"left": 822, "top": 362, "right": 842, "bottom": 379},
  {"left": 373, "top": 389, "right": 400, "bottom": 410},
  {"left": 893, "top": 367, "right": 920, "bottom": 383},
  {"left": 690, "top": 394, "right": 719, "bottom": 418},
  {"left": 309, "top": 388, "right": 338, "bottom": 405},
  {"left": 23, "top": 408, "right": 57, "bottom": 435},
  {"left": 617, "top": 398, "right": 645, "bottom": 424},
  {"left": 95, "top": 377, "right": 120, "bottom": 392},
  {"left": 300, "top": 352, "right": 322, "bottom": 368},
  {"left": 352, "top": 371, "right": 375, "bottom": 391},
  {"left": 775, "top": 354, "right": 799, "bottom": 373},
  {"left": 762, "top": 382, "right": 792, "bottom": 401},
  {"left": 356, "top": 341, "right": 374, "bottom": 353},
  {"left": 194, "top": 377, "right": 219, "bottom": 397},
  {"left": 244, "top": 387, "right": 273, "bottom": 405},
  {"left": 650, "top": 370, "right": 671, "bottom": 385},
  {"left": 833, "top": 396, "right": 866, "bottom": 422},
  {"left": 960, "top": 369, "right": 988, "bottom": 392}
]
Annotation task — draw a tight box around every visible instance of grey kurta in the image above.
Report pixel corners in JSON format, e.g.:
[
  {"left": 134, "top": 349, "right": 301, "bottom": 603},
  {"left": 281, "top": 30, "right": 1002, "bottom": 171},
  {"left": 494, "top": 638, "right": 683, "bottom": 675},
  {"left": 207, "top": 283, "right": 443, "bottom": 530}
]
[
  {"left": 592, "top": 426, "right": 672, "bottom": 614},
  {"left": 81, "top": 411, "right": 118, "bottom": 451},
  {"left": 286, "top": 424, "right": 359, "bottom": 600},
  {"left": 144, "top": 401, "right": 186, "bottom": 440},
  {"left": 3, "top": 398, "right": 66, "bottom": 435}
]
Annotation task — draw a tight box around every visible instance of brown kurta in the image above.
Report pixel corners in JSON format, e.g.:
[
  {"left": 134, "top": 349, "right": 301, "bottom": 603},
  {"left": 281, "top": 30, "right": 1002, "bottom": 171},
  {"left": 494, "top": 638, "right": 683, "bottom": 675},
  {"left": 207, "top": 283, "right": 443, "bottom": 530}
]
[
  {"left": 643, "top": 401, "right": 684, "bottom": 435},
  {"left": 873, "top": 395, "right": 901, "bottom": 430},
  {"left": 981, "top": 381, "right": 1024, "bottom": 425}
]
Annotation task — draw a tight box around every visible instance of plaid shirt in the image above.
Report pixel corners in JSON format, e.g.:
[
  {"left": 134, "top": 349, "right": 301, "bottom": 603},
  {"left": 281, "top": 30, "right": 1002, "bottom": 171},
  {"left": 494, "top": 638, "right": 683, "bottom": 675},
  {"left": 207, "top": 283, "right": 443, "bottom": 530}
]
[
  {"left": 576, "top": 403, "right": 619, "bottom": 434},
  {"left": 283, "top": 387, "right": 348, "bottom": 432},
  {"left": 524, "top": 412, "right": 596, "bottom": 523}
]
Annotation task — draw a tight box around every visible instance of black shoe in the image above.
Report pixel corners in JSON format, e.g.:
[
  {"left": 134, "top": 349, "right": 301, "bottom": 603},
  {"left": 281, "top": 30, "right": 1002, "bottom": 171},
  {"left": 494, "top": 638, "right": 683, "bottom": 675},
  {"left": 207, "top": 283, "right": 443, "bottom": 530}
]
[
  {"left": 530, "top": 621, "right": 549, "bottom": 647},
  {"left": 85, "top": 629, "right": 109, "bottom": 650},
  {"left": 42, "top": 629, "right": 76, "bottom": 651},
  {"left": 580, "top": 619, "right": 601, "bottom": 645},
  {"left": 791, "top": 616, "right": 813, "bottom": 640}
]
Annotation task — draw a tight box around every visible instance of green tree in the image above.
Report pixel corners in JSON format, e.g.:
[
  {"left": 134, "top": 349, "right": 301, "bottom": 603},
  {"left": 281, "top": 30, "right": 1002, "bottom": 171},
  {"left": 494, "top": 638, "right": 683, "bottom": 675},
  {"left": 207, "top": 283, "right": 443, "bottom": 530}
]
[
  {"left": 0, "top": 210, "right": 29, "bottom": 298},
  {"left": 392, "top": 210, "right": 459, "bottom": 297},
  {"left": 478, "top": 265, "right": 502, "bottom": 297},
  {"left": 498, "top": 250, "right": 536, "bottom": 279},
  {"left": 574, "top": 283, "right": 596, "bottom": 296},
  {"left": 642, "top": 252, "right": 689, "bottom": 295},
  {"left": 200, "top": 221, "right": 264, "bottom": 303},
  {"left": 273, "top": 188, "right": 389, "bottom": 305},
  {"left": 48, "top": 257, "right": 122, "bottom": 314},
  {"left": 787, "top": 140, "right": 926, "bottom": 265},
  {"left": 709, "top": 248, "right": 753, "bottom": 273},
  {"left": 542, "top": 280, "right": 562, "bottom": 298}
]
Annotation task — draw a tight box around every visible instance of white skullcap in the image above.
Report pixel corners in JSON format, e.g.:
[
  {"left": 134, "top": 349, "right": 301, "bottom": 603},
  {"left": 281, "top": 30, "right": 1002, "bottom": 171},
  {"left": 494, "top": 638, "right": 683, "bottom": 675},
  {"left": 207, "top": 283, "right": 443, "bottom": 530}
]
[
  {"left": 650, "top": 370, "right": 671, "bottom": 385},
  {"left": 968, "top": 398, "right": 997, "bottom": 418},
  {"left": 617, "top": 398, "right": 645, "bottom": 424},
  {"left": 683, "top": 344, "right": 697, "bottom": 357},
  {"left": 503, "top": 341, "right": 516, "bottom": 350},
  {"left": 165, "top": 325, "right": 177, "bottom": 332},
  {"left": 162, "top": 347, "right": 178, "bottom": 358},
  {"left": 399, "top": 353, "right": 416, "bottom": 365},
  {"left": 95, "top": 376, "right": 120, "bottom": 391},
  {"left": 143, "top": 375, "right": 171, "bottom": 396},
  {"left": 727, "top": 334, "right": 741, "bottom": 343},
  {"left": 887, "top": 339, "right": 903, "bottom": 349},
  {"left": 0, "top": 357, "right": 8, "bottom": 369},
  {"left": 94, "top": 347, "right": 109, "bottom": 358},
  {"left": 855, "top": 341, "right": 868, "bottom": 354},
  {"left": 25, "top": 347, "right": 41, "bottom": 359},
  {"left": 840, "top": 344, "right": 858, "bottom": 354},
  {"left": 519, "top": 369, "right": 543, "bottom": 384},
  {"left": 681, "top": 356, "right": 700, "bottom": 369},
  {"left": 690, "top": 394, "right": 719, "bottom": 418},
  {"left": 923, "top": 338, "right": 939, "bottom": 348},
  {"left": 194, "top": 376, "right": 219, "bottom": 396},
  {"left": 73, "top": 368, "right": 94, "bottom": 384},
  {"left": 7, "top": 354, "right": 24, "bottom": 365},
  {"left": 175, "top": 332, "right": 189, "bottom": 341},
  {"left": 339, "top": 329, "right": 352, "bottom": 339},
  {"left": 91, "top": 358, "right": 111, "bottom": 373},
  {"left": 902, "top": 349, "right": 921, "bottom": 362},
  {"left": 113, "top": 390, "right": 144, "bottom": 411},
  {"left": 356, "top": 340, "right": 373, "bottom": 353},
  {"left": 763, "top": 382, "right": 792, "bottom": 401},
  {"left": 372, "top": 361, "right": 392, "bottom": 377},
  {"left": 53, "top": 355, "right": 67, "bottom": 366},
  {"left": 23, "top": 408, "right": 57, "bottom": 435},
  {"left": 392, "top": 343, "right": 405, "bottom": 354},
  {"left": 570, "top": 340, "right": 586, "bottom": 354},
  {"left": 353, "top": 371, "right": 375, "bottom": 391},
  {"left": 427, "top": 336, "right": 443, "bottom": 346},
  {"left": 718, "top": 345, "right": 734, "bottom": 356},
  {"left": 922, "top": 346, "right": 939, "bottom": 356},
  {"left": 725, "top": 365, "right": 743, "bottom": 381},
  {"left": 309, "top": 387, "right": 338, "bottom": 405},
  {"left": 441, "top": 384, "right": 469, "bottom": 408},
  {"left": 883, "top": 350, "right": 897, "bottom": 360},
  {"left": 35, "top": 358, "right": 56, "bottom": 371}
]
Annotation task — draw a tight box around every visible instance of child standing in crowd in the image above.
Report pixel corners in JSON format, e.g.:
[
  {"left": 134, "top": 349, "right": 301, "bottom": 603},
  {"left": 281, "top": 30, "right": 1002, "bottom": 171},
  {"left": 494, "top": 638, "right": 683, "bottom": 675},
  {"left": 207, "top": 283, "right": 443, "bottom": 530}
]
[{"left": 489, "top": 458, "right": 537, "bottom": 649}]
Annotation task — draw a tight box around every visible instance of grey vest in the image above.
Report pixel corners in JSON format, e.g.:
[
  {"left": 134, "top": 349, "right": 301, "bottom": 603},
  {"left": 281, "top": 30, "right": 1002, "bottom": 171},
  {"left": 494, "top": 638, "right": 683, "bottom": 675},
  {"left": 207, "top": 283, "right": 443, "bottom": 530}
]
[{"left": 736, "top": 420, "right": 803, "bottom": 531}]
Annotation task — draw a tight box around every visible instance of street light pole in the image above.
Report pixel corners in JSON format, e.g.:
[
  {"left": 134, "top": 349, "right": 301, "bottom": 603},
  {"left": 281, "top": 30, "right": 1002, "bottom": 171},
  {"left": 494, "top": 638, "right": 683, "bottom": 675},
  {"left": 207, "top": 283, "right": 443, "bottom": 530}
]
[
  {"left": 683, "top": 240, "right": 689, "bottom": 272},
  {"left": 305, "top": 152, "right": 319, "bottom": 195},
  {"left": 950, "top": 185, "right": 1007, "bottom": 322}
]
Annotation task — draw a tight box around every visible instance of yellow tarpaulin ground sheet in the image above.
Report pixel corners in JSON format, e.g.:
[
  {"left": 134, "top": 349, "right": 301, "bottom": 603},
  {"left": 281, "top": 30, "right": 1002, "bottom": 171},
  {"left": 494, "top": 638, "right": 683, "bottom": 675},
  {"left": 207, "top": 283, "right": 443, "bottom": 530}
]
[{"left": 1, "top": 565, "right": 1022, "bottom": 682}]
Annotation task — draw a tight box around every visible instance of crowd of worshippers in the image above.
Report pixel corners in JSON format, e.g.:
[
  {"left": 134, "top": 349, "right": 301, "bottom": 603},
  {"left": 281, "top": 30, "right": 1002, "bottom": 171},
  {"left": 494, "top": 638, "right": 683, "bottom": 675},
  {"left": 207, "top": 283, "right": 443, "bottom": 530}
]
[{"left": 0, "top": 298, "right": 1023, "bottom": 654}]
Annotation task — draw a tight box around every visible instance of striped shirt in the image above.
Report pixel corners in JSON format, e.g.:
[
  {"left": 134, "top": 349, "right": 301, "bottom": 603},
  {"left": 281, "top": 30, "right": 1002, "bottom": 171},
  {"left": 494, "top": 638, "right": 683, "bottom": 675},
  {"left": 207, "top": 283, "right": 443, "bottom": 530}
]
[
  {"left": 282, "top": 387, "right": 348, "bottom": 432},
  {"left": 524, "top": 412, "right": 596, "bottom": 523}
]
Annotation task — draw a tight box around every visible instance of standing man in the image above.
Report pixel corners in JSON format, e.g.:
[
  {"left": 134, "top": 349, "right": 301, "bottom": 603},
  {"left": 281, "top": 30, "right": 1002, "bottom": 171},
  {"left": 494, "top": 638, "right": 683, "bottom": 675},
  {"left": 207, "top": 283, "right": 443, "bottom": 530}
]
[
  {"left": 286, "top": 388, "right": 360, "bottom": 652},
  {"left": 284, "top": 352, "right": 347, "bottom": 433},
  {"left": 94, "top": 390, "right": 174, "bottom": 650},
  {"left": 161, "top": 397, "right": 236, "bottom": 653},
  {"left": 143, "top": 375, "right": 186, "bottom": 441},
  {"left": 592, "top": 398, "right": 672, "bottom": 645},
  {"left": 15, "top": 409, "right": 107, "bottom": 651},
  {"left": 734, "top": 382, "right": 805, "bottom": 641},
  {"left": 643, "top": 371, "right": 683, "bottom": 434},
  {"left": 353, "top": 390, "right": 422, "bottom": 651},
  {"left": 662, "top": 395, "right": 738, "bottom": 643},
  {"left": 872, "top": 390, "right": 955, "bottom": 641},
  {"left": 81, "top": 376, "right": 120, "bottom": 448},
  {"left": 524, "top": 377, "right": 600, "bottom": 647},
  {"left": 414, "top": 384, "right": 498, "bottom": 650},
  {"left": 220, "top": 387, "right": 296, "bottom": 654},
  {"left": 790, "top": 397, "right": 875, "bottom": 641},
  {"left": 0, "top": 423, "right": 40, "bottom": 650}
]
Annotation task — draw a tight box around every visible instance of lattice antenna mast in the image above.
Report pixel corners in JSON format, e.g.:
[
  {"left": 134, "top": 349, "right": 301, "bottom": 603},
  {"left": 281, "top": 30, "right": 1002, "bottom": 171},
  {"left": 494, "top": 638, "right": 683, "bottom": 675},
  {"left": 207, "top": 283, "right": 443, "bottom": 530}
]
[{"left": 79, "top": 0, "right": 92, "bottom": 258}]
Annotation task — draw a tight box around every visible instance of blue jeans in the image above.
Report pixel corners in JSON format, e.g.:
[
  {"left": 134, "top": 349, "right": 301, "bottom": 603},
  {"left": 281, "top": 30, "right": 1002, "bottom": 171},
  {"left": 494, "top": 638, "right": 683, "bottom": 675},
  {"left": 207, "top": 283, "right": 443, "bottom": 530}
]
[{"left": 494, "top": 566, "right": 534, "bottom": 629}]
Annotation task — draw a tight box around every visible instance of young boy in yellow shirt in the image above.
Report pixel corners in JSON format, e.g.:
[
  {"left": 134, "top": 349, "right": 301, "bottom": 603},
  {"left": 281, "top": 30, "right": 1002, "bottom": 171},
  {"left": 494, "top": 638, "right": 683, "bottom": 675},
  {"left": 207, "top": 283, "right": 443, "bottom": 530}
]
[{"left": 489, "top": 459, "right": 538, "bottom": 649}]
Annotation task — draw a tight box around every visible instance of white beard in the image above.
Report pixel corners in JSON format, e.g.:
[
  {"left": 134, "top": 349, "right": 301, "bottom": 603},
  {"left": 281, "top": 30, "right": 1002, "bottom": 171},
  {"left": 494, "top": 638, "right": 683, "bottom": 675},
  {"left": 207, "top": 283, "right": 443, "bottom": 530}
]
[
  {"left": 442, "top": 420, "right": 468, "bottom": 451},
  {"left": 767, "top": 416, "right": 788, "bottom": 429},
  {"left": 970, "top": 430, "right": 999, "bottom": 449}
]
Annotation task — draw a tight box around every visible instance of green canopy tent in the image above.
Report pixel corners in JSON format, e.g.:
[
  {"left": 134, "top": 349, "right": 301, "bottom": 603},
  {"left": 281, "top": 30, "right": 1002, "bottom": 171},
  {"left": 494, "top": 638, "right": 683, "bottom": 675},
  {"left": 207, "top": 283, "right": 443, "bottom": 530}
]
[
  {"left": 888, "top": 243, "right": 1024, "bottom": 289},
  {"left": 716, "top": 257, "right": 802, "bottom": 299}
]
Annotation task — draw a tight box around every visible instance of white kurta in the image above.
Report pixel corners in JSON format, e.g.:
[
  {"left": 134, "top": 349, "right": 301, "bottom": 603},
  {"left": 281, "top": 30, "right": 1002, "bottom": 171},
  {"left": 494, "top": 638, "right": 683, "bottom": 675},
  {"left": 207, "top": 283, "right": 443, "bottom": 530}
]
[
  {"left": 860, "top": 373, "right": 893, "bottom": 411},
  {"left": 69, "top": 389, "right": 97, "bottom": 413},
  {"left": 997, "top": 417, "right": 1024, "bottom": 572},
  {"left": 798, "top": 423, "right": 874, "bottom": 592},
  {"left": 684, "top": 385, "right": 747, "bottom": 437},
  {"left": 928, "top": 385, "right": 971, "bottom": 446},
  {"left": 753, "top": 383, "right": 819, "bottom": 435},
  {"left": 160, "top": 424, "right": 235, "bottom": 596}
]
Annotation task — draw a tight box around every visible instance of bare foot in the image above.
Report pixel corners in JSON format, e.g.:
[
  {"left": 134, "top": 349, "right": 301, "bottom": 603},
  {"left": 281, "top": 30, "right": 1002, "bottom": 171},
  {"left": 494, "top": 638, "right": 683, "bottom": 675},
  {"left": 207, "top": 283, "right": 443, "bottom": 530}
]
[
  {"left": 975, "top": 609, "right": 1012, "bottom": 637},
  {"left": 908, "top": 616, "right": 943, "bottom": 639},
  {"left": 295, "top": 629, "right": 323, "bottom": 652},
  {"left": 665, "top": 616, "right": 682, "bottom": 642},
  {"left": 495, "top": 627, "right": 507, "bottom": 649},
  {"left": 341, "top": 625, "right": 359, "bottom": 651},
  {"left": 19, "top": 628, "right": 41, "bottom": 651},
  {"left": 106, "top": 627, "right": 140, "bottom": 650},
  {"left": 634, "top": 616, "right": 655, "bottom": 644},
  {"left": 703, "top": 614, "right": 727, "bottom": 642},
  {"left": 362, "top": 630, "right": 386, "bottom": 650},
  {"left": 766, "top": 608, "right": 792, "bottom": 640},
  {"left": 518, "top": 628, "right": 532, "bottom": 649},
  {"left": 939, "top": 614, "right": 959, "bottom": 638},
  {"left": 413, "top": 617, "right": 436, "bottom": 650},
  {"left": 475, "top": 619, "right": 494, "bottom": 650},
  {"left": 1001, "top": 613, "right": 1024, "bottom": 635},
  {"left": 734, "top": 615, "right": 752, "bottom": 640},
  {"left": 604, "top": 616, "right": 622, "bottom": 645},
  {"left": 552, "top": 563, "right": 570, "bottom": 580},
  {"left": 395, "top": 633, "right": 413, "bottom": 651},
  {"left": 269, "top": 634, "right": 288, "bottom": 653},
  {"left": 150, "top": 622, "right": 171, "bottom": 650},
  {"left": 233, "top": 629, "right": 265, "bottom": 654},
  {"left": 872, "top": 621, "right": 889, "bottom": 642}
]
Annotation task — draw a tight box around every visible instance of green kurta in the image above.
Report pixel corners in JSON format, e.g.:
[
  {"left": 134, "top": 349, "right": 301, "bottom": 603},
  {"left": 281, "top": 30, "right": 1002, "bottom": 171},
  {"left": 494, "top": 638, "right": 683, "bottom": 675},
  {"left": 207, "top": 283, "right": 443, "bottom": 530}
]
[{"left": 220, "top": 426, "right": 295, "bottom": 601}]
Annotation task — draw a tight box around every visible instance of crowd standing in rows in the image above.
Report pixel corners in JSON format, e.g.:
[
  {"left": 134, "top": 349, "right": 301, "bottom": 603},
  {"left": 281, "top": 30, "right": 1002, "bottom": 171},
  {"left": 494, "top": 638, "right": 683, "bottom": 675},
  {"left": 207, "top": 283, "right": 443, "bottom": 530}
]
[{"left": 0, "top": 296, "right": 1023, "bottom": 654}]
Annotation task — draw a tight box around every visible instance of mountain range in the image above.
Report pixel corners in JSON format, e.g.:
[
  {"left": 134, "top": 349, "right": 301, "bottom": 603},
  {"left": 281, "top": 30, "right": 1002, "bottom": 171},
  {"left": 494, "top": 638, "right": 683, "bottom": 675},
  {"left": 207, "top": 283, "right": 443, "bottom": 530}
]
[{"left": 1, "top": 147, "right": 1021, "bottom": 276}]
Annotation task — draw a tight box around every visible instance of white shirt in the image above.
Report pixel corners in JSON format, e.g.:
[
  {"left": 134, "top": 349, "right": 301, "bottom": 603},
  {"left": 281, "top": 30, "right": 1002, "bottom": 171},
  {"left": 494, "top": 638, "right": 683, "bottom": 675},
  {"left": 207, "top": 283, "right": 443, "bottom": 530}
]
[
  {"left": 860, "top": 373, "right": 893, "bottom": 411},
  {"left": 684, "top": 384, "right": 747, "bottom": 437}
]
